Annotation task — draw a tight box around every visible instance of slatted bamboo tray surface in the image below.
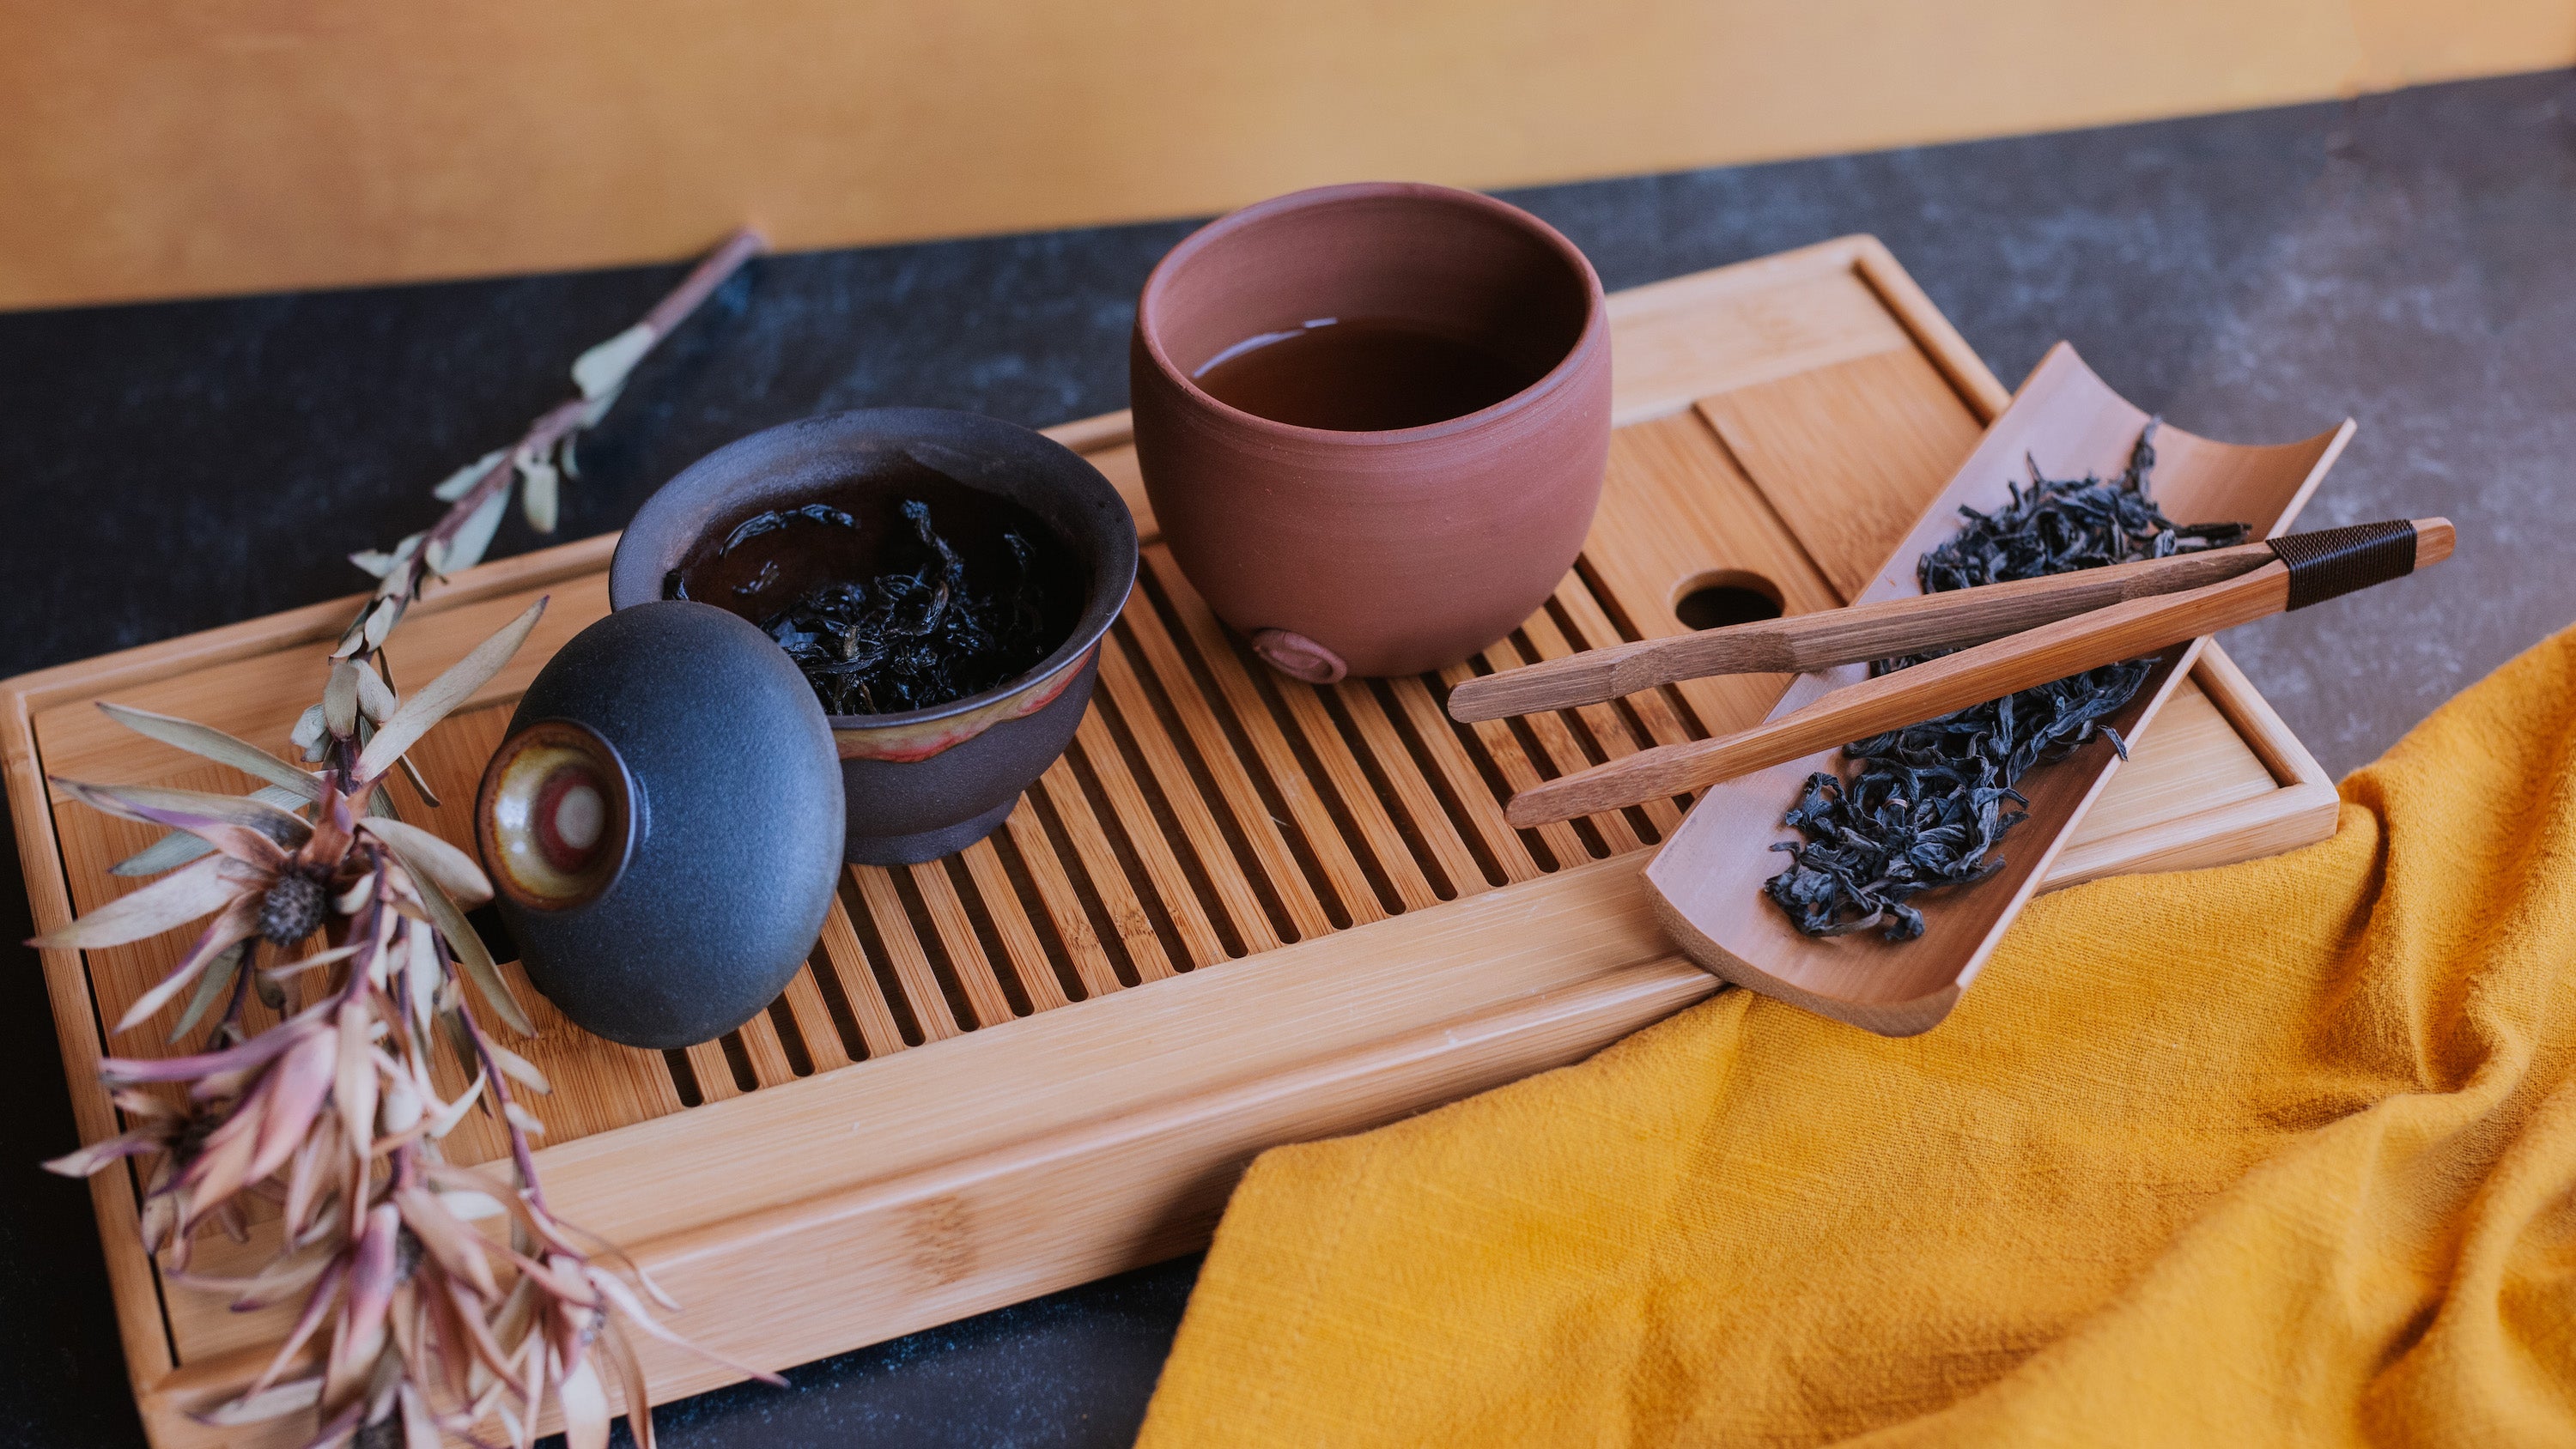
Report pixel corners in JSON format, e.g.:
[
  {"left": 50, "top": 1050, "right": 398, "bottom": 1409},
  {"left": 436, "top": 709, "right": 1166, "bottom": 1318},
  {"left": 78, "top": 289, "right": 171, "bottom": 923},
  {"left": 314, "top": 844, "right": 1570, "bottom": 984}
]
[{"left": 4, "top": 235, "right": 2340, "bottom": 1446}]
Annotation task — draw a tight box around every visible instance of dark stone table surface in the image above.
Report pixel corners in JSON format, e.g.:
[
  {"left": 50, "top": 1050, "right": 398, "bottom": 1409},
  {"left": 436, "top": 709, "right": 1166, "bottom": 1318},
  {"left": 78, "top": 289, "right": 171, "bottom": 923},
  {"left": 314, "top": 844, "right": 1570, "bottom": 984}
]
[{"left": 0, "top": 68, "right": 2568, "bottom": 1448}]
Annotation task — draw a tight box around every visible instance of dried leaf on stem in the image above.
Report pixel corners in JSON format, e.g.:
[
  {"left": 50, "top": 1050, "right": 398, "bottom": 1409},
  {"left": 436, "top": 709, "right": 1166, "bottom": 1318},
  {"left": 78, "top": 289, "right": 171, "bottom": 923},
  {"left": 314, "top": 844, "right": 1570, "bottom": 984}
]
[{"left": 33, "top": 228, "right": 768, "bottom": 1447}]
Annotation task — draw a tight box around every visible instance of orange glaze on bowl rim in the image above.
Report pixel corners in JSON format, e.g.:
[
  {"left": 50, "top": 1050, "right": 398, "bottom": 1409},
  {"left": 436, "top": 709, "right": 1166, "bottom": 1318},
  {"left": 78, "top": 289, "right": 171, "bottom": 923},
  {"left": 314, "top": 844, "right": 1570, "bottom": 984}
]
[{"left": 828, "top": 642, "right": 1096, "bottom": 763}]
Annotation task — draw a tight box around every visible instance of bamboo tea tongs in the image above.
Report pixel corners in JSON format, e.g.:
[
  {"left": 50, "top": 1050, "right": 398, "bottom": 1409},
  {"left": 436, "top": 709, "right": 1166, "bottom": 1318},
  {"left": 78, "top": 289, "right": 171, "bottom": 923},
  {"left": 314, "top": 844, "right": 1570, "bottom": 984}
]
[{"left": 1456, "top": 517, "right": 2453, "bottom": 828}]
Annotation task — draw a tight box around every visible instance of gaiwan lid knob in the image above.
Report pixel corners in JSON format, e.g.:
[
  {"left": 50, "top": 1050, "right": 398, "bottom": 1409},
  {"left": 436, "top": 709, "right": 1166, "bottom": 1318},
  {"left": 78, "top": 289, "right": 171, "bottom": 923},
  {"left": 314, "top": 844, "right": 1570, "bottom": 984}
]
[{"left": 473, "top": 600, "right": 843, "bottom": 1050}]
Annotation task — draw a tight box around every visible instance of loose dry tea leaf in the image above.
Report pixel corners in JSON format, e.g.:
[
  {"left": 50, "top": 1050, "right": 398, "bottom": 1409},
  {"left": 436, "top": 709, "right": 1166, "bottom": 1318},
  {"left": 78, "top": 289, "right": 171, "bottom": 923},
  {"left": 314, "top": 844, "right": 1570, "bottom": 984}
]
[
  {"left": 1763, "top": 421, "right": 2250, "bottom": 941},
  {"left": 740, "top": 499, "right": 1067, "bottom": 716}
]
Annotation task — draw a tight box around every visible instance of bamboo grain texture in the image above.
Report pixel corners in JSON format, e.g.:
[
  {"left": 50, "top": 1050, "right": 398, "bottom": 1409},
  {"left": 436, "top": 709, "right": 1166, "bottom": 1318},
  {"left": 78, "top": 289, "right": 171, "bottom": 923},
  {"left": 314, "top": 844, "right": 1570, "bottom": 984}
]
[
  {"left": 0, "top": 236, "right": 2345, "bottom": 1446},
  {"left": 1450, "top": 534, "right": 2292, "bottom": 721}
]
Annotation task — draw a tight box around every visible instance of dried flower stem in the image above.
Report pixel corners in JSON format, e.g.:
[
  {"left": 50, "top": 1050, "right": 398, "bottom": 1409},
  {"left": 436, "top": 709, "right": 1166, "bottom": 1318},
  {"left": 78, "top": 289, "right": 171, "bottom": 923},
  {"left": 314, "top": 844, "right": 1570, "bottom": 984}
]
[
  {"left": 39, "top": 228, "right": 774, "bottom": 1449},
  {"left": 326, "top": 227, "right": 768, "bottom": 682},
  {"left": 458, "top": 1003, "right": 547, "bottom": 1212},
  {"left": 425, "top": 227, "right": 766, "bottom": 565}
]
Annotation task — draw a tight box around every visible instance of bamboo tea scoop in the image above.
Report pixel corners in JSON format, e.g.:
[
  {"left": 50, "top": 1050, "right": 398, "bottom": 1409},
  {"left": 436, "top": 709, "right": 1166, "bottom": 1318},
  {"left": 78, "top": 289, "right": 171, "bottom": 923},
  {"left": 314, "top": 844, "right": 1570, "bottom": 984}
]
[{"left": 1485, "top": 517, "right": 2451, "bottom": 828}]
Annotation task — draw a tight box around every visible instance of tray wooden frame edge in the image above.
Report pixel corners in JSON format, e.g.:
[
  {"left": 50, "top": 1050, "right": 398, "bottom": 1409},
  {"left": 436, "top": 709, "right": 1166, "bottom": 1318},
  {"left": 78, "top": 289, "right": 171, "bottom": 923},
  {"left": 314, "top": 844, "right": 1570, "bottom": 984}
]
[
  {"left": 2048, "top": 645, "right": 2342, "bottom": 888},
  {"left": 2, "top": 538, "right": 630, "bottom": 1421},
  {"left": 1, "top": 687, "right": 178, "bottom": 1405}
]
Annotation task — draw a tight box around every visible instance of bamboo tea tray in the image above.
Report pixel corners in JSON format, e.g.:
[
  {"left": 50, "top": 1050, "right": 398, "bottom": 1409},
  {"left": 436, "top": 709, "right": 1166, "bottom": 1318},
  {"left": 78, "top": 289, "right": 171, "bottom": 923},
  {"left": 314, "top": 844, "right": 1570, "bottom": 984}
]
[{"left": 5, "top": 236, "right": 2340, "bottom": 1445}]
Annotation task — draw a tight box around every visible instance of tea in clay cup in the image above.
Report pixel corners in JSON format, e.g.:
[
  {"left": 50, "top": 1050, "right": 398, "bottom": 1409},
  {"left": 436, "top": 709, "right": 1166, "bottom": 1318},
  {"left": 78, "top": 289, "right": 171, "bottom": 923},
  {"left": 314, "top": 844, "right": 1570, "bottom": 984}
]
[{"left": 1129, "top": 181, "right": 1610, "bottom": 682}]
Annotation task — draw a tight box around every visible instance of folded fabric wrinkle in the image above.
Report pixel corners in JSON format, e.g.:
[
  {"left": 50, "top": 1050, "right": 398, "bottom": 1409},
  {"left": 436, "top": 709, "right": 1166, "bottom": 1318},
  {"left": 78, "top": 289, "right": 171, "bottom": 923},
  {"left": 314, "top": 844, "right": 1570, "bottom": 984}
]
[{"left": 1142, "top": 620, "right": 2576, "bottom": 1448}]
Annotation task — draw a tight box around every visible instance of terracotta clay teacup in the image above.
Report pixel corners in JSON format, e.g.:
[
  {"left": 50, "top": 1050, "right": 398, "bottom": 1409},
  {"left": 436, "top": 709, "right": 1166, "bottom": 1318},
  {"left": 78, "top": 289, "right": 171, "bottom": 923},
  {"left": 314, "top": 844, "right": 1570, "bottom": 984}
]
[{"left": 1130, "top": 181, "right": 1611, "bottom": 682}]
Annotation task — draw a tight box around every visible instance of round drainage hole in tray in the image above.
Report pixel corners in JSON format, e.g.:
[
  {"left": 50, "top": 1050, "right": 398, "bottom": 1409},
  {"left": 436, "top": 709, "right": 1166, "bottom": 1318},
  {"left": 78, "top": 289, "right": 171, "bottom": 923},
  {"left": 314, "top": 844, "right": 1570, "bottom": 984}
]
[{"left": 1673, "top": 572, "right": 1784, "bottom": 632}]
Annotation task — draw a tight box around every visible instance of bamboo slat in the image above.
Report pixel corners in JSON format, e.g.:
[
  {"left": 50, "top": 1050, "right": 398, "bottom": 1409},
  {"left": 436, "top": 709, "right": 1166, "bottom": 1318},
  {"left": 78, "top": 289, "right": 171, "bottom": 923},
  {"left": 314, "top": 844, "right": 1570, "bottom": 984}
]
[
  {"left": 957, "top": 840, "right": 1075, "bottom": 1012},
  {"left": 848, "top": 869, "right": 964, "bottom": 1042},
  {"left": 1331, "top": 680, "right": 1487, "bottom": 900},
  {"left": 1030, "top": 760, "right": 1181, "bottom": 982},
  {"left": 1112, "top": 584, "right": 1336, "bottom": 939},
  {"left": 1381, "top": 674, "right": 1546, "bottom": 885},
  {"left": 1000, "top": 785, "right": 1139, "bottom": 995},
  {"left": 1136, "top": 549, "right": 1401, "bottom": 924},
  {"left": 1698, "top": 348, "right": 1989, "bottom": 600},
  {"left": 1066, "top": 712, "right": 1230, "bottom": 970},
  {"left": 777, "top": 969, "right": 856, "bottom": 1072},
  {"left": 908, "top": 858, "right": 1023, "bottom": 1028},
  {"left": 811, "top": 898, "right": 909, "bottom": 1058}
]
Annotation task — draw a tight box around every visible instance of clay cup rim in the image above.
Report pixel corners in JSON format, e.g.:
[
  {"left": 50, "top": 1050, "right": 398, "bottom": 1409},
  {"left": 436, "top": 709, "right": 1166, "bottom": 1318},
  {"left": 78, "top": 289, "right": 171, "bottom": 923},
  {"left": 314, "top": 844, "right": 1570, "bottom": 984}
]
[{"left": 1134, "top": 181, "right": 1606, "bottom": 446}]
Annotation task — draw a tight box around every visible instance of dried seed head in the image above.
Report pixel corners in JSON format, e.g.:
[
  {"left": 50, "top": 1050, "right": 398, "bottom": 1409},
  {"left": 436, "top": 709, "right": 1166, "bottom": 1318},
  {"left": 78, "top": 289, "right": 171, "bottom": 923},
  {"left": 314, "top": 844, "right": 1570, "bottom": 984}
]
[
  {"left": 257, "top": 868, "right": 330, "bottom": 947},
  {"left": 167, "top": 1102, "right": 227, "bottom": 1170}
]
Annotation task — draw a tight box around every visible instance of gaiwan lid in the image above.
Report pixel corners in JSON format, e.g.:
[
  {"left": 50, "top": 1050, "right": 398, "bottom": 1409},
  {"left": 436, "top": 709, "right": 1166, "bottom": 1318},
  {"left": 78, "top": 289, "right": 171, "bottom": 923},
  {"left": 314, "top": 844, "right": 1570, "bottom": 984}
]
[{"left": 473, "top": 600, "right": 844, "bottom": 1050}]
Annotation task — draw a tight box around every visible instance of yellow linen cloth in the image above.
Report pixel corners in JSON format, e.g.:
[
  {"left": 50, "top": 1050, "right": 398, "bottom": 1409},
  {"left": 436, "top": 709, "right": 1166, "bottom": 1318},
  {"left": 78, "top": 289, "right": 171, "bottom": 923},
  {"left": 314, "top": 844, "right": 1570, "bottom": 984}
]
[{"left": 1139, "top": 625, "right": 2576, "bottom": 1447}]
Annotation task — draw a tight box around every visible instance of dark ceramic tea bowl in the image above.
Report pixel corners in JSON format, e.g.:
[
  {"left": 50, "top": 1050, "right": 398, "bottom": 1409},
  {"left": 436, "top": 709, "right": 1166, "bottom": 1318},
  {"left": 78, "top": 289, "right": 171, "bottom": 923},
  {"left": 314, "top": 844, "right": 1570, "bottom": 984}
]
[{"left": 609, "top": 408, "right": 1138, "bottom": 865}]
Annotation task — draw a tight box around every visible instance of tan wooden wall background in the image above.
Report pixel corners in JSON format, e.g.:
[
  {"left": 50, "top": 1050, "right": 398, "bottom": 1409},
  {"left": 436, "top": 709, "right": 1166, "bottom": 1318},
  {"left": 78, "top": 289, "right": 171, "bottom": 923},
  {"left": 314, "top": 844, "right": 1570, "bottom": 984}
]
[{"left": 3, "top": 0, "right": 2570, "bottom": 311}]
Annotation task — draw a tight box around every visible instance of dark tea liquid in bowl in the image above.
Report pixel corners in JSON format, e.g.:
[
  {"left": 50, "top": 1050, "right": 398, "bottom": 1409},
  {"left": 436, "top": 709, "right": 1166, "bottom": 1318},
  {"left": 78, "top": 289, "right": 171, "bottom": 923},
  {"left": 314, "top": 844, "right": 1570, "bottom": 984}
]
[
  {"left": 1192, "top": 316, "right": 1550, "bottom": 432},
  {"left": 665, "top": 460, "right": 1083, "bottom": 718}
]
